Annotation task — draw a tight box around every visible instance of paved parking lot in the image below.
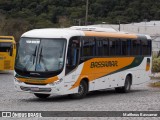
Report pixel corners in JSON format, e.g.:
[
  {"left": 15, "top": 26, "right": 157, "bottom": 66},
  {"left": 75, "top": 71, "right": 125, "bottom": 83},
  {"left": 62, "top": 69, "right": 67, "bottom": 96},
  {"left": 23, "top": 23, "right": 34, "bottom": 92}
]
[{"left": 0, "top": 71, "right": 160, "bottom": 119}]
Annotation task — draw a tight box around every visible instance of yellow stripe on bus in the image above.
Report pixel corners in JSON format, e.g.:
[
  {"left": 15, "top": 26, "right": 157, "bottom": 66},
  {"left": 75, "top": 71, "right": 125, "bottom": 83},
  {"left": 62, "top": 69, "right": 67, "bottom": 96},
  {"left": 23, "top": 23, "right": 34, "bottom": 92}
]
[
  {"left": 70, "top": 57, "right": 135, "bottom": 90},
  {"left": 84, "top": 31, "right": 137, "bottom": 39},
  {"left": 17, "top": 76, "right": 59, "bottom": 84}
]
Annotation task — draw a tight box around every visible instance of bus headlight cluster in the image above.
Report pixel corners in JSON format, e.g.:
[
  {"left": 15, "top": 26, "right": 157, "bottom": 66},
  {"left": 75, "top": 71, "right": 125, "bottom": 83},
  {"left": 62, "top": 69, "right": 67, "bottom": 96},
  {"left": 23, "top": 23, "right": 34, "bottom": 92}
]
[
  {"left": 49, "top": 78, "right": 63, "bottom": 86},
  {"left": 14, "top": 77, "right": 22, "bottom": 83}
]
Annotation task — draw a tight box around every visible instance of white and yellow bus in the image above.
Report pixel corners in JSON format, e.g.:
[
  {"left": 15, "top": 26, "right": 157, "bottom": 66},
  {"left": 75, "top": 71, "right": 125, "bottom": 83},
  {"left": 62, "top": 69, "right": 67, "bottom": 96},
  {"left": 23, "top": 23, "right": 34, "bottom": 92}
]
[
  {"left": 0, "top": 36, "right": 16, "bottom": 71},
  {"left": 14, "top": 27, "right": 152, "bottom": 99}
]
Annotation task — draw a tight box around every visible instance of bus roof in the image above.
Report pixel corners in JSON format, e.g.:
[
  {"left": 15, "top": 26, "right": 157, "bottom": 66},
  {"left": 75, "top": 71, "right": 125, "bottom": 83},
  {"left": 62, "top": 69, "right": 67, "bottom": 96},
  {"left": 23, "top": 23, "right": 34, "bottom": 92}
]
[
  {"left": 0, "top": 36, "right": 15, "bottom": 43},
  {"left": 21, "top": 28, "right": 84, "bottom": 39},
  {"left": 21, "top": 28, "right": 150, "bottom": 40},
  {"left": 0, "top": 36, "right": 15, "bottom": 40}
]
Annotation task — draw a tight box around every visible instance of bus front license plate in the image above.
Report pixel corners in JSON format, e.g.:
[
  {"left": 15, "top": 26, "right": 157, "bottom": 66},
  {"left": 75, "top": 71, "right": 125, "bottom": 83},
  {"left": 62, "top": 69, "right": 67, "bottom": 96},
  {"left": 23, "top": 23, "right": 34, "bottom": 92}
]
[{"left": 31, "top": 87, "right": 39, "bottom": 91}]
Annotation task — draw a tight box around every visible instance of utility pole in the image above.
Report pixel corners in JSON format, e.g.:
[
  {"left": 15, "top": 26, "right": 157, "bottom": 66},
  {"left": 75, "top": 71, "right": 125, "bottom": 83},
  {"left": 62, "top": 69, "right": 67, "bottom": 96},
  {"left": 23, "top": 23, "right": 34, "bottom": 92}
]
[{"left": 85, "top": 0, "right": 89, "bottom": 25}]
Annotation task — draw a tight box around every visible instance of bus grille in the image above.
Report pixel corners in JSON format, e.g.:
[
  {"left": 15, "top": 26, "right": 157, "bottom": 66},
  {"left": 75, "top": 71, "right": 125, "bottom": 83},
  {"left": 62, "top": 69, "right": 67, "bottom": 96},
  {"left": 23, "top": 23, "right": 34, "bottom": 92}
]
[
  {"left": 24, "top": 82, "right": 47, "bottom": 85},
  {"left": 20, "top": 86, "right": 51, "bottom": 92},
  {"left": 4, "top": 60, "right": 11, "bottom": 69}
]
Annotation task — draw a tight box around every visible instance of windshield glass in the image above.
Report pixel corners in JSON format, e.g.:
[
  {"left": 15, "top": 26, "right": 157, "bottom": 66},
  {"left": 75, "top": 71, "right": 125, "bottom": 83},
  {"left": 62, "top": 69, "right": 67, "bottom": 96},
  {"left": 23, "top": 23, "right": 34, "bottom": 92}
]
[
  {"left": 15, "top": 38, "right": 66, "bottom": 72},
  {"left": 0, "top": 42, "right": 12, "bottom": 52}
]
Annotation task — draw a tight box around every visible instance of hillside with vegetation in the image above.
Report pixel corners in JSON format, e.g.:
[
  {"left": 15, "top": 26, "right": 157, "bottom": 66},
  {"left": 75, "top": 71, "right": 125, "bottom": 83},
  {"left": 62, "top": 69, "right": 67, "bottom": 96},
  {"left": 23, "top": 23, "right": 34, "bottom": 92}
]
[{"left": 0, "top": 0, "right": 160, "bottom": 41}]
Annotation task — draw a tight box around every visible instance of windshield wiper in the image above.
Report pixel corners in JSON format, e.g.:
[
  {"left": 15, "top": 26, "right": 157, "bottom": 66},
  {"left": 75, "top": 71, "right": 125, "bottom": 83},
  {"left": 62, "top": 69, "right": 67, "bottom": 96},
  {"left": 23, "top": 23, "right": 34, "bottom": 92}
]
[
  {"left": 39, "top": 47, "right": 43, "bottom": 64},
  {"left": 38, "top": 47, "right": 48, "bottom": 72},
  {"left": 32, "top": 46, "right": 37, "bottom": 64}
]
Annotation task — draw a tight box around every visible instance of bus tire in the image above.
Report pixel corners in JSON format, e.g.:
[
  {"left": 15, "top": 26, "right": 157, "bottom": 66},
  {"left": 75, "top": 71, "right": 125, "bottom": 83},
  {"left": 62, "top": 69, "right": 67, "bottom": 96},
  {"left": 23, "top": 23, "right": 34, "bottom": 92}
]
[
  {"left": 115, "top": 75, "right": 131, "bottom": 93},
  {"left": 69, "top": 80, "right": 88, "bottom": 99},
  {"left": 34, "top": 93, "right": 50, "bottom": 99}
]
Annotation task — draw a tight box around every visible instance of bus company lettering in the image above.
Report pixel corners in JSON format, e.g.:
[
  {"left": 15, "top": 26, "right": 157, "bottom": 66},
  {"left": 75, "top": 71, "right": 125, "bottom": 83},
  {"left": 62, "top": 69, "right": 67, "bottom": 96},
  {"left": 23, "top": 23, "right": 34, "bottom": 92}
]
[{"left": 90, "top": 61, "right": 118, "bottom": 68}]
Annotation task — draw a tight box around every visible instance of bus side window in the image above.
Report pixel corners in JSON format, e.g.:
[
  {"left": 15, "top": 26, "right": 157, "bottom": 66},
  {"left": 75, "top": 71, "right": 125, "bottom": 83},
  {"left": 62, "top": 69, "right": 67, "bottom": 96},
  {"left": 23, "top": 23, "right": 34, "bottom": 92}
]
[
  {"left": 148, "top": 40, "right": 152, "bottom": 55},
  {"left": 66, "top": 37, "right": 80, "bottom": 75},
  {"left": 132, "top": 39, "right": 141, "bottom": 55},
  {"left": 81, "top": 37, "right": 95, "bottom": 57},
  {"left": 96, "top": 37, "right": 109, "bottom": 56}
]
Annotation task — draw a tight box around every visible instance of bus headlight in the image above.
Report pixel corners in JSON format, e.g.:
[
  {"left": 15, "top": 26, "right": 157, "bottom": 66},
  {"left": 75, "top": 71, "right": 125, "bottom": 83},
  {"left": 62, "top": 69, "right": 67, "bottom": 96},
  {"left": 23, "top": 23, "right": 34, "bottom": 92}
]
[
  {"left": 49, "top": 78, "right": 63, "bottom": 86},
  {"left": 14, "top": 77, "right": 22, "bottom": 83}
]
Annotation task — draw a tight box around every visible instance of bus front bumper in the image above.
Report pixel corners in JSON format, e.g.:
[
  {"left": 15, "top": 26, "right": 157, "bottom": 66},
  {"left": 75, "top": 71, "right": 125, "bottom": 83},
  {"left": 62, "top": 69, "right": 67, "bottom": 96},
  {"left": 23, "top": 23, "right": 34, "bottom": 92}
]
[{"left": 14, "top": 79, "right": 64, "bottom": 95}]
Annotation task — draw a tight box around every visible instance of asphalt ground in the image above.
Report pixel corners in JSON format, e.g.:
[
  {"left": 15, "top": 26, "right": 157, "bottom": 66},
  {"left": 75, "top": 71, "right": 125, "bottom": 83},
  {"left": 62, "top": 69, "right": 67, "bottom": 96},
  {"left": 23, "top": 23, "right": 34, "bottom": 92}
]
[{"left": 0, "top": 71, "right": 160, "bottom": 120}]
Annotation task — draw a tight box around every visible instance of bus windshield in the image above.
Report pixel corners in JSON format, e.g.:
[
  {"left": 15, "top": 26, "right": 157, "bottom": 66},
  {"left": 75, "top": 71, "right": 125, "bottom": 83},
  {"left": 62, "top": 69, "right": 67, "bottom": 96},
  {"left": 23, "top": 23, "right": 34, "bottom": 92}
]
[
  {"left": 15, "top": 38, "right": 66, "bottom": 72},
  {"left": 0, "top": 42, "right": 12, "bottom": 52}
]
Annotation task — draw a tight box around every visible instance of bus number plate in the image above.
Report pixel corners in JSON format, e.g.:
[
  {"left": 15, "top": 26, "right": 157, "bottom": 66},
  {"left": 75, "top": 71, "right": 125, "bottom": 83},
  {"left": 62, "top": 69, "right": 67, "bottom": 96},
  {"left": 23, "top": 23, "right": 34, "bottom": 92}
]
[{"left": 30, "top": 87, "right": 39, "bottom": 91}]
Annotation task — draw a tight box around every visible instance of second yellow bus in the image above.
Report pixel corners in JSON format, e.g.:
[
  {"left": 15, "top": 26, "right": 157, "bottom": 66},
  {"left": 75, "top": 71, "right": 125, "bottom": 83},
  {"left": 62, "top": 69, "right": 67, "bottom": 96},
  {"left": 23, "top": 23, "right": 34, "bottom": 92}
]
[{"left": 0, "top": 36, "right": 16, "bottom": 71}]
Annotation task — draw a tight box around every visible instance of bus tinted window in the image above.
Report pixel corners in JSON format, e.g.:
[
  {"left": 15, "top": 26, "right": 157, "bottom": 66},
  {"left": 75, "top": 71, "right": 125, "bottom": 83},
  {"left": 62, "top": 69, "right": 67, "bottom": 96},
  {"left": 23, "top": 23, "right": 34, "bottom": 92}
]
[
  {"left": 81, "top": 36, "right": 151, "bottom": 57},
  {"left": 148, "top": 40, "right": 152, "bottom": 55},
  {"left": 0, "top": 42, "right": 12, "bottom": 52},
  {"left": 141, "top": 40, "right": 151, "bottom": 55},
  {"left": 122, "top": 39, "right": 131, "bottom": 56},
  {"left": 97, "top": 39, "right": 104, "bottom": 56},
  {"left": 122, "top": 39, "right": 127, "bottom": 55},
  {"left": 132, "top": 40, "right": 141, "bottom": 55},
  {"left": 109, "top": 38, "right": 121, "bottom": 56},
  {"left": 96, "top": 37, "right": 109, "bottom": 56},
  {"left": 103, "top": 39, "right": 109, "bottom": 56},
  {"left": 81, "top": 37, "right": 95, "bottom": 57}
]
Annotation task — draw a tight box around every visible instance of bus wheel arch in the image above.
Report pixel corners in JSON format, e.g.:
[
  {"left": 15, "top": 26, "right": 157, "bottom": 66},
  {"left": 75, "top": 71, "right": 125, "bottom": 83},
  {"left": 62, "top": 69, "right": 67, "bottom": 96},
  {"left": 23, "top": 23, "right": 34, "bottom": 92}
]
[
  {"left": 69, "top": 78, "right": 89, "bottom": 99},
  {"left": 127, "top": 73, "right": 132, "bottom": 85},
  {"left": 81, "top": 78, "right": 89, "bottom": 92},
  {"left": 115, "top": 74, "right": 132, "bottom": 93}
]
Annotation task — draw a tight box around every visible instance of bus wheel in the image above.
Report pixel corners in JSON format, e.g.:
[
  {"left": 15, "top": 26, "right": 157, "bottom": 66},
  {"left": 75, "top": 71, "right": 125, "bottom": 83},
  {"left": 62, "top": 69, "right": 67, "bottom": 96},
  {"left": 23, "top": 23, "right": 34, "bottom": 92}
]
[
  {"left": 115, "top": 75, "right": 131, "bottom": 93},
  {"left": 70, "top": 80, "right": 88, "bottom": 99},
  {"left": 34, "top": 93, "right": 50, "bottom": 99}
]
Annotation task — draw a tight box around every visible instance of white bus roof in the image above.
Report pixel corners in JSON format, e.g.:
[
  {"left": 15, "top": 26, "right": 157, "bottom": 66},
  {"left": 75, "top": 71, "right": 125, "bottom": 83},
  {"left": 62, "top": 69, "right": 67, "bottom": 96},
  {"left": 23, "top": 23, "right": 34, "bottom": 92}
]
[
  {"left": 21, "top": 28, "right": 84, "bottom": 39},
  {"left": 21, "top": 28, "right": 150, "bottom": 40},
  {"left": 21, "top": 27, "right": 119, "bottom": 39}
]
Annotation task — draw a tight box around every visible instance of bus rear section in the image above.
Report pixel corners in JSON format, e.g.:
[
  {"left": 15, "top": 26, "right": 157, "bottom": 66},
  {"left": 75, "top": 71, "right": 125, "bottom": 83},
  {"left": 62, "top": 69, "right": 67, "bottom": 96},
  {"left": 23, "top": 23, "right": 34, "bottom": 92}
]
[{"left": 0, "top": 36, "right": 16, "bottom": 70}]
